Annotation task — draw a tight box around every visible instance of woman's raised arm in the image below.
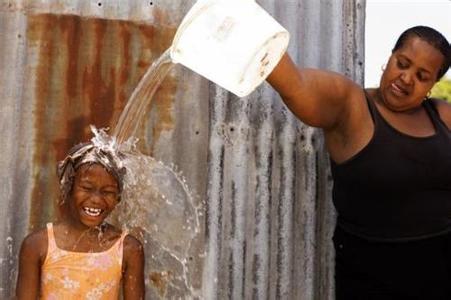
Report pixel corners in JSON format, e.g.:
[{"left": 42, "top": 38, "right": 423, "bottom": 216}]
[{"left": 267, "top": 53, "right": 361, "bottom": 131}]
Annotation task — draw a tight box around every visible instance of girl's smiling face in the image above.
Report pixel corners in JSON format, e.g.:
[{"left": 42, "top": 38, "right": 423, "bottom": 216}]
[
  {"left": 379, "top": 36, "right": 444, "bottom": 112},
  {"left": 68, "top": 163, "right": 120, "bottom": 228}
]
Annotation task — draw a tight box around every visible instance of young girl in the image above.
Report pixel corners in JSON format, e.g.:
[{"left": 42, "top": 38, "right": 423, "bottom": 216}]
[{"left": 16, "top": 139, "right": 145, "bottom": 299}]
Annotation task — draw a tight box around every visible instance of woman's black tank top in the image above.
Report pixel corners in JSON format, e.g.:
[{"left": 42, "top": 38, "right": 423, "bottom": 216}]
[{"left": 331, "top": 92, "right": 451, "bottom": 241}]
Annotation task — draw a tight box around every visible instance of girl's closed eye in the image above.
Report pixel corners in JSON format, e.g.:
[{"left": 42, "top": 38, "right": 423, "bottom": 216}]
[
  {"left": 101, "top": 190, "right": 118, "bottom": 199},
  {"left": 79, "top": 184, "right": 94, "bottom": 192}
]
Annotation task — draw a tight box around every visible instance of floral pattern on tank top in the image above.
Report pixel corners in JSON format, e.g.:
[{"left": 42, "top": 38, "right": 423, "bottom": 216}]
[{"left": 40, "top": 223, "right": 126, "bottom": 300}]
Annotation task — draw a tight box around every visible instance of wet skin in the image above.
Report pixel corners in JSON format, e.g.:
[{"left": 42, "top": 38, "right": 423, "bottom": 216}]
[
  {"left": 16, "top": 163, "right": 145, "bottom": 299},
  {"left": 68, "top": 163, "right": 120, "bottom": 230}
]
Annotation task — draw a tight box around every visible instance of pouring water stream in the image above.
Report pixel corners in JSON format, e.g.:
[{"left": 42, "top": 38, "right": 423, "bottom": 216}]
[
  {"left": 82, "top": 46, "right": 201, "bottom": 297},
  {"left": 113, "top": 48, "right": 175, "bottom": 144}
]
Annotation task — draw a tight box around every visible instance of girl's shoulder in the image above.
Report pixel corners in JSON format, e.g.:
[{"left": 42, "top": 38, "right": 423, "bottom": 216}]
[
  {"left": 103, "top": 223, "right": 142, "bottom": 248},
  {"left": 122, "top": 234, "right": 144, "bottom": 263},
  {"left": 20, "top": 226, "right": 48, "bottom": 261},
  {"left": 102, "top": 223, "right": 143, "bottom": 252},
  {"left": 22, "top": 227, "right": 48, "bottom": 247},
  {"left": 123, "top": 234, "right": 144, "bottom": 253},
  {"left": 122, "top": 234, "right": 144, "bottom": 274}
]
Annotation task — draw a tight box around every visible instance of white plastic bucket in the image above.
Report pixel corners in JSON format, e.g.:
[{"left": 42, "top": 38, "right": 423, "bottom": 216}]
[{"left": 170, "top": 0, "right": 290, "bottom": 97}]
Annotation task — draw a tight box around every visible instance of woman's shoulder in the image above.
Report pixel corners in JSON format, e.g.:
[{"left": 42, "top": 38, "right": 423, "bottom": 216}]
[{"left": 430, "top": 98, "right": 451, "bottom": 130}]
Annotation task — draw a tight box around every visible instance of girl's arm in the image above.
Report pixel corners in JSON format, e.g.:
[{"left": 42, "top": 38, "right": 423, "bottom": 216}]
[
  {"left": 267, "top": 53, "right": 361, "bottom": 130},
  {"left": 16, "top": 231, "right": 45, "bottom": 299},
  {"left": 123, "top": 235, "right": 145, "bottom": 300}
]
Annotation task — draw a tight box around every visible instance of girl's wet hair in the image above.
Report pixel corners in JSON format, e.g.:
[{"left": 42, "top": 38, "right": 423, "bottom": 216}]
[
  {"left": 392, "top": 25, "right": 451, "bottom": 80},
  {"left": 57, "top": 141, "right": 126, "bottom": 204}
]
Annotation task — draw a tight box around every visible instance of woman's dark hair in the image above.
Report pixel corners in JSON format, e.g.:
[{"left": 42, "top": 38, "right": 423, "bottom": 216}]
[{"left": 392, "top": 26, "right": 450, "bottom": 80}]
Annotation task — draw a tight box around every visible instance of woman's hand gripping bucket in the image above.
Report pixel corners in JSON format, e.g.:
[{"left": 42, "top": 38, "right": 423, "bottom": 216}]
[{"left": 170, "top": 0, "right": 290, "bottom": 97}]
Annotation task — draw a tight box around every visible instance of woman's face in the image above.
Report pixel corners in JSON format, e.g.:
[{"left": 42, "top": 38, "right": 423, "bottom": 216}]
[
  {"left": 379, "top": 36, "right": 444, "bottom": 112},
  {"left": 69, "top": 163, "right": 120, "bottom": 228}
]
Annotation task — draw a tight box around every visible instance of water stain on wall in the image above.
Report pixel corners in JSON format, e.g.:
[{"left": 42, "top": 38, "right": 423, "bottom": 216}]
[{"left": 26, "top": 13, "right": 177, "bottom": 230}]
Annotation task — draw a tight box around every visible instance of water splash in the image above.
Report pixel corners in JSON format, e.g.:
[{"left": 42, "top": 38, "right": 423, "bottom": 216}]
[
  {"left": 110, "top": 153, "right": 199, "bottom": 260},
  {"left": 108, "top": 152, "right": 200, "bottom": 297},
  {"left": 90, "top": 47, "right": 201, "bottom": 298},
  {"left": 113, "top": 48, "right": 174, "bottom": 144},
  {"left": 84, "top": 123, "right": 201, "bottom": 297}
]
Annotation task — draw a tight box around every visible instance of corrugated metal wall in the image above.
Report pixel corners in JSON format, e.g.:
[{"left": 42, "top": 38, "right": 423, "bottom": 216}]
[{"left": 0, "top": 0, "right": 365, "bottom": 298}]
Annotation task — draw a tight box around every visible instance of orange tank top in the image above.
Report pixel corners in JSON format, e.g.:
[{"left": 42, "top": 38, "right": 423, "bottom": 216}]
[{"left": 40, "top": 223, "right": 126, "bottom": 300}]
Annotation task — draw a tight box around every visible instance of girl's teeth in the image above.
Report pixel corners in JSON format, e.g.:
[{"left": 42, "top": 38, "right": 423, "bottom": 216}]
[{"left": 83, "top": 207, "right": 102, "bottom": 216}]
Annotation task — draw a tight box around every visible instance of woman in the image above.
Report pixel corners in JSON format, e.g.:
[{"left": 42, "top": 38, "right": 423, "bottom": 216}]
[{"left": 267, "top": 26, "right": 451, "bottom": 298}]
